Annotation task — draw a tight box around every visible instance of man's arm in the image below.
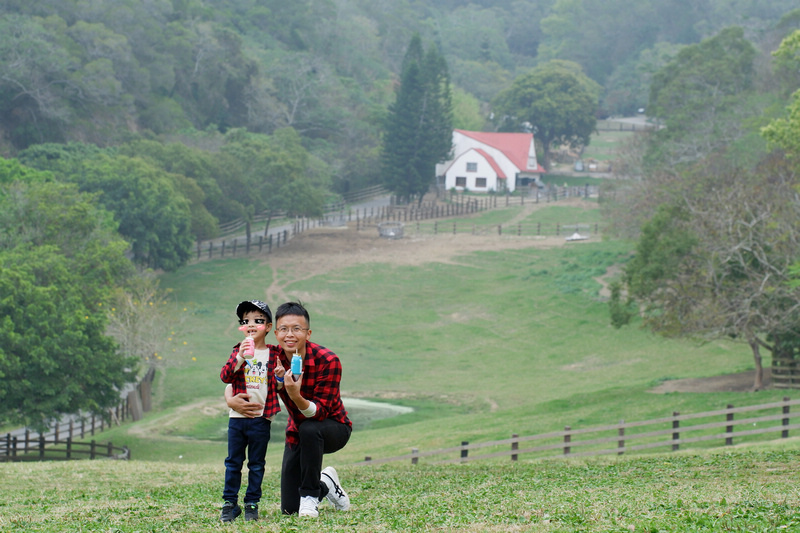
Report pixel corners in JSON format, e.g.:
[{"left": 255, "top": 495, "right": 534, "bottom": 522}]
[{"left": 224, "top": 383, "right": 264, "bottom": 418}]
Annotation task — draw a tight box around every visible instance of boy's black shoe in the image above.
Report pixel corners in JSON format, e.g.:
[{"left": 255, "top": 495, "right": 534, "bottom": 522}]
[
  {"left": 244, "top": 502, "right": 259, "bottom": 521},
  {"left": 220, "top": 501, "right": 241, "bottom": 523}
]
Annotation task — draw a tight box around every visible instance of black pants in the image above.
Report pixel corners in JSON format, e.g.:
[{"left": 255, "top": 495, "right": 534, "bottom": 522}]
[{"left": 280, "top": 418, "right": 351, "bottom": 514}]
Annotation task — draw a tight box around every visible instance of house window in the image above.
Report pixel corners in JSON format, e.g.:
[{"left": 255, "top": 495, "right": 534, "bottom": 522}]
[
  {"left": 475, "top": 177, "right": 487, "bottom": 188},
  {"left": 466, "top": 162, "right": 477, "bottom": 172},
  {"left": 455, "top": 177, "right": 467, "bottom": 187}
]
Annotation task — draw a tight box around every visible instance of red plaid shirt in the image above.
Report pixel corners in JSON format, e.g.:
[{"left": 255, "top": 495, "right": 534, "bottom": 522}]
[
  {"left": 220, "top": 342, "right": 281, "bottom": 419},
  {"left": 276, "top": 341, "right": 351, "bottom": 446}
]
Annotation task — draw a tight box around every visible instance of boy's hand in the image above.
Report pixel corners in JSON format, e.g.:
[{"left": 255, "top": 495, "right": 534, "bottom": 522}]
[{"left": 274, "top": 355, "right": 286, "bottom": 380}]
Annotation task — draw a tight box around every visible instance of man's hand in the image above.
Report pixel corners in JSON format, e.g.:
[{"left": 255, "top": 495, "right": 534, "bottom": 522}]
[
  {"left": 284, "top": 368, "right": 302, "bottom": 397},
  {"left": 225, "top": 385, "right": 263, "bottom": 418}
]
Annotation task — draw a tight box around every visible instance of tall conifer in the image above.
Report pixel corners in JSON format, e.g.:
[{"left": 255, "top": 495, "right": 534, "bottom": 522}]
[{"left": 381, "top": 34, "right": 453, "bottom": 203}]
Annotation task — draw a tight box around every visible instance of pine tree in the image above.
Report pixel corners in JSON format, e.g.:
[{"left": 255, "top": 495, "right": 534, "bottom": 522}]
[{"left": 381, "top": 34, "right": 453, "bottom": 204}]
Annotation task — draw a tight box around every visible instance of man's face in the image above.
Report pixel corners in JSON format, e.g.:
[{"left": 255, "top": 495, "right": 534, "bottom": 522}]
[
  {"left": 274, "top": 314, "right": 311, "bottom": 355},
  {"left": 240, "top": 310, "right": 271, "bottom": 342}
]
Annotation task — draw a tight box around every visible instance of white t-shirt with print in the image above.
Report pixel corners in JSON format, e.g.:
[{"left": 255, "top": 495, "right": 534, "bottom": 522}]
[{"left": 229, "top": 347, "right": 270, "bottom": 419}]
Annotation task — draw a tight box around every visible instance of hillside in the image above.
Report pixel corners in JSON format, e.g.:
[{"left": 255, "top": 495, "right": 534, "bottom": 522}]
[{"left": 70, "top": 199, "right": 790, "bottom": 469}]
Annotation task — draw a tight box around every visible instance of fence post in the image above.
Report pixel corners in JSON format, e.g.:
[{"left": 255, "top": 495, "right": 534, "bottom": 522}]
[
  {"left": 725, "top": 404, "right": 734, "bottom": 446},
  {"left": 208, "top": 241, "right": 212, "bottom": 259},
  {"left": 66, "top": 437, "right": 72, "bottom": 460},
  {"left": 782, "top": 396, "right": 790, "bottom": 438},
  {"left": 54, "top": 420, "right": 59, "bottom": 442},
  {"left": 672, "top": 412, "right": 680, "bottom": 451},
  {"left": 411, "top": 447, "right": 419, "bottom": 465},
  {"left": 39, "top": 434, "right": 45, "bottom": 459},
  {"left": 511, "top": 434, "right": 519, "bottom": 462},
  {"left": 25, "top": 429, "right": 30, "bottom": 452},
  {"left": 232, "top": 238, "right": 237, "bottom": 256},
  {"left": 460, "top": 441, "right": 469, "bottom": 463},
  {"left": 12, "top": 436, "right": 18, "bottom": 459},
  {"left": 618, "top": 421, "right": 625, "bottom": 455},
  {"left": 107, "top": 442, "right": 114, "bottom": 458},
  {"left": 221, "top": 241, "right": 226, "bottom": 258},
  {"left": 563, "top": 426, "right": 571, "bottom": 455}
]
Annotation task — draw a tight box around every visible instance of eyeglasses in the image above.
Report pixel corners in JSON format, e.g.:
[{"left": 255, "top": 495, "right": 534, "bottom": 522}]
[
  {"left": 276, "top": 326, "right": 307, "bottom": 334},
  {"left": 239, "top": 318, "right": 267, "bottom": 325}
]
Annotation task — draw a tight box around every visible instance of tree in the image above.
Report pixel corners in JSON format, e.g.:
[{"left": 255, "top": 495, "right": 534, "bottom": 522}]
[
  {"left": 762, "top": 30, "right": 800, "bottom": 157},
  {"left": 381, "top": 34, "right": 453, "bottom": 203},
  {"left": 0, "top": 161, "right": 136, "bottom": 429},
  {"left": 73, "top": 154, "right": 195, "bottom": 271},
  {"left": 646, "top": 27, "right": 758, "bottom": 168},
  {"left": 619, "top": 156, "right": 800, "bottom": 390},
  {"left": 492, "top": 60, "right": 600, "bottom": 170}
]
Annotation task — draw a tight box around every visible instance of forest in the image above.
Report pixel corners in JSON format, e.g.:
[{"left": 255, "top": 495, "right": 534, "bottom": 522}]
[{"left": 2, "top": 0, "right": 800, "bottom": 427}]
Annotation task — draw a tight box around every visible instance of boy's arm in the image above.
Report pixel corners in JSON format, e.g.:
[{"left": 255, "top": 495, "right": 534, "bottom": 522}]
[{"left": 220, "top": 345, "right": 245, "bottom": 383}]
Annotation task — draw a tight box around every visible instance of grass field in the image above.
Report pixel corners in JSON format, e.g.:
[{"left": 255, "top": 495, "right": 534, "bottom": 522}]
[
  {"left": 2, "top": 446, "right": 799, "bottom": 531},
  {"left": 3, "top": 196, "right": 799, "bottom": 531}
]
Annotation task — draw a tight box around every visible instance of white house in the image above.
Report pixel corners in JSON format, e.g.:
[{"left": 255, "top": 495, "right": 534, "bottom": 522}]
[{"left": 435, "top": 129, "right": 545, "bottom": 193}]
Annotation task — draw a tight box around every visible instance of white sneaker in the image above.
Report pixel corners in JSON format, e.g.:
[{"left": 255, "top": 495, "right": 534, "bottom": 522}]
[
  {"left": 298, "top": 495, "right": 319, "bottom": 518},
  {"left": 321, "top": 466, "right": 350, "bottom": 511}
]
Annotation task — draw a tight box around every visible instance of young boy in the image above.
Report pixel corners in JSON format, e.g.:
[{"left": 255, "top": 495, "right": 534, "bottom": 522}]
[{"left": 219, "top": 300, "right": 280, "bottom": 522}]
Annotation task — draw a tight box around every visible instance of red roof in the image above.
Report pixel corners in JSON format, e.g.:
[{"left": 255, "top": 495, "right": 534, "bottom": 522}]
[
  {"left": 473, "top": 148, "right": 506, "bottom": 178},
  {"left": 455, "top": 129, "right": 543, "bottom": 173}
]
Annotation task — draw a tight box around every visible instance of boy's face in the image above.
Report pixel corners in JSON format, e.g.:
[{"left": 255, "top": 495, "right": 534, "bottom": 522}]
[
  {"left": 274, "top": 314, "right": 311, "bottom": 355},
  {"left": 240, "top": 310, "right": 271, "bottom": 343}
]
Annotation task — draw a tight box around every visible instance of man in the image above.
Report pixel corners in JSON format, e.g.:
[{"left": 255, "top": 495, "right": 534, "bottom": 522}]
[{"left": 226, "top": 301, "right": 352, "bottom": 518}]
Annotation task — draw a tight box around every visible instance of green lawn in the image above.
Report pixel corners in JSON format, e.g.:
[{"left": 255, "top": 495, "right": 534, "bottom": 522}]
[{"left": 2, "top": 446, "right": 799, "bottom": 532}]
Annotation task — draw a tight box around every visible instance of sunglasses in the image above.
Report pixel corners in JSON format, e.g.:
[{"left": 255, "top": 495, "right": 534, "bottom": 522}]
[{"left": 239, "top": 318, "right": 267, "bottom": 325}]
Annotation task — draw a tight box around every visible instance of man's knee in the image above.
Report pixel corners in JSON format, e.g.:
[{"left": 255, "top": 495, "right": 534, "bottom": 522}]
[{"left": 298, "top": 420, "right": 323, "bottom": 443}]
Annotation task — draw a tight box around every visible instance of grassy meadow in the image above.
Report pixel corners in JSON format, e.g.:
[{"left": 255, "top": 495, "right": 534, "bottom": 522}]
[{"left": 3, "top": 197, "right": 800, "bottom": 531}]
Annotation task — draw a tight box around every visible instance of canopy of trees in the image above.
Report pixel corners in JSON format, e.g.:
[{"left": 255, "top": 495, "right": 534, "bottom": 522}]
[
  {"left": 2, "top": 0, "right": 800, "bottom": 425},
  {"left": 605, "top": 26, "right": 800, "bottom": 390}
]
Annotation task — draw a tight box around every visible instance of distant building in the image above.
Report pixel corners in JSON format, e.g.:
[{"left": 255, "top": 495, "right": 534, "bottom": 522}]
[{"left": 435, "top": 130, "right": 545, "bottom": 193}]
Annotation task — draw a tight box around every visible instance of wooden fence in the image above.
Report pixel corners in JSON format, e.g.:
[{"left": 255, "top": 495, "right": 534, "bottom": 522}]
[
  {"left": 772, "top": 355, "right": 800, "bottom": 389},
  {"left": 214, "top": 185, "right": 388, "bottom": 238},
  {"left": 193, "top": 186, "right": 600, "bottom": 260},
  {"left": 0, "top": 367, "right": 155, "bottom": 462},
  {"left": 355, "top": 397, "right": 800, "bottom": 466},
  {"left": 1, "top": 435, "right": 129, "bottom": 461}
]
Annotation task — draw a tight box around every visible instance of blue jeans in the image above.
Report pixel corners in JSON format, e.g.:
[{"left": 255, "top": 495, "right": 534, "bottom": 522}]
[{"left": 223, "top": 417, "right": 271, "bottom": 504}]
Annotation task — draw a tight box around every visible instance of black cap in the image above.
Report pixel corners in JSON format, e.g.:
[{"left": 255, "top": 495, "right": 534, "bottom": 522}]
[{"left": 236, "top": 300, "right": 272, "bottom": 322}]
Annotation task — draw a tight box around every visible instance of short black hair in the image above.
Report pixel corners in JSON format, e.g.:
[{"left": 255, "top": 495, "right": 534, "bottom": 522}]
[{"left": 275, "top": 301, "right": 310, "bottom": 326}]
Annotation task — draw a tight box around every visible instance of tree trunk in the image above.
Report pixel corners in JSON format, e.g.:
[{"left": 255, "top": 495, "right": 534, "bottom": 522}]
[{"left": 748, "top": 336, "right": 763, "bottom": 391}]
